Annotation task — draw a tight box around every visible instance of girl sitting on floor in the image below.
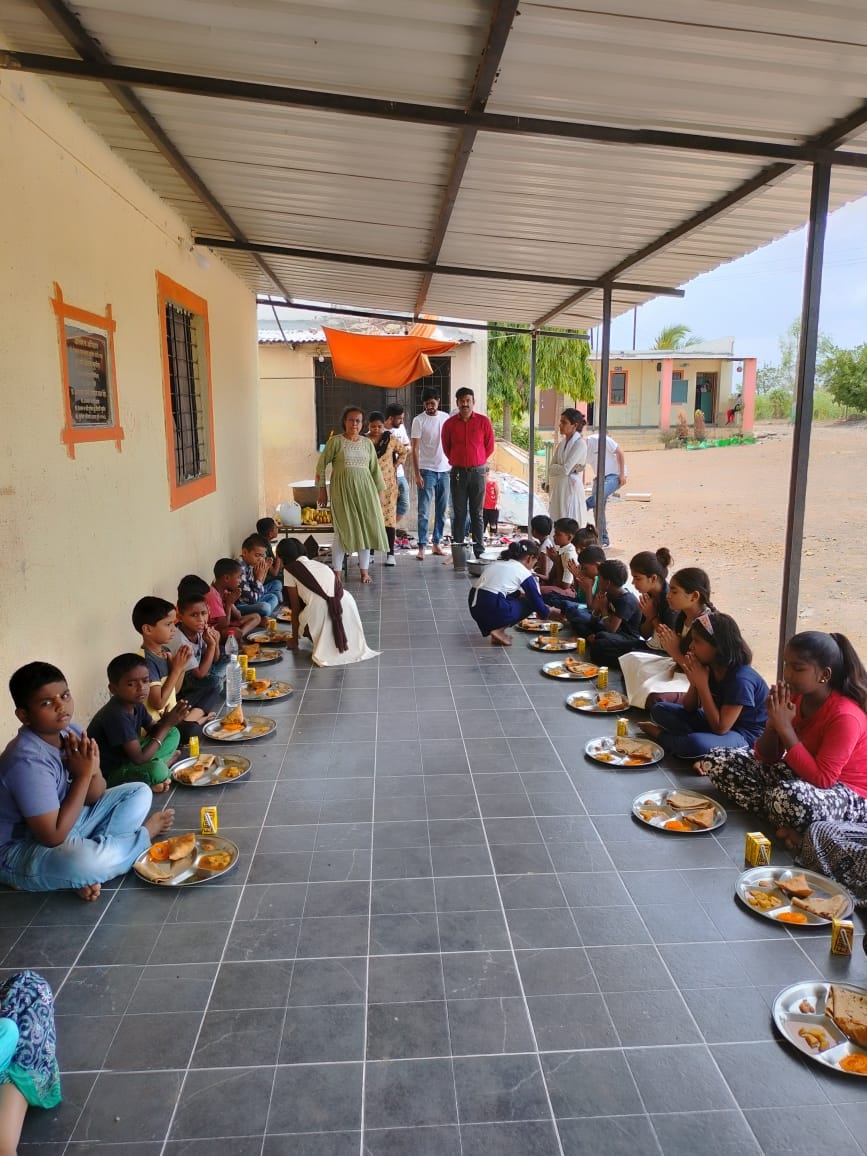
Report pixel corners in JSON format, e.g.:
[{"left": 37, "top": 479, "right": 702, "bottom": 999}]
[
  {"left": 0, "top": 971, "right": 61, "bottom": 1155},
  {"left": 638, "top": 611, "right": 768, "bottom": 758},
  {"left": 698, "top": 631, "right": 867, "bottom": 851},
  {"left": 468, "top": 540, "right": 561, "bottom": 647},
  {"left": 620, "top": 566, "right": 713, "bottom": 708},
  {"left": 591, "top": 547, "right": 675, "bottom": 668}
]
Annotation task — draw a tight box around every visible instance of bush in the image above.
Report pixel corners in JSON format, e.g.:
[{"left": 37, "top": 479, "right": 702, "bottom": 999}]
[{"left": 492, "top": 422, "right": 545, "bottom": 453}]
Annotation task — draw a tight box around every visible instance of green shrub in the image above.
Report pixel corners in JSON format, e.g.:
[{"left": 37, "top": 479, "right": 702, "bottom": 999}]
[{"left": 492, "top": 422, "right": 545, "bottom": 453}]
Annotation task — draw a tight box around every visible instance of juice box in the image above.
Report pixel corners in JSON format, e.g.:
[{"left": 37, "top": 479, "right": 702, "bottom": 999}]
[
  {"left": 744, "top": 831, "right": 771, "bottom": 866},
  {"left": 200, "top": 806, "right": 218, "bottom": 835},
  {"left": 188, "top": 735, "right": 199, "bottom": 758},
  {"left": 596, "top": 667, "right": 609, "bottom": 690},
  {"left": 576, "top": 638, "right": 586, "bottom": 655},
  {"left": 831, "top": 918, "right": 854, "bottom": 956},
  {"left": 616, "top": 717, "right": 629, "bottom": 738},
  {"left": 266, "top": 617, "right": 278, "bottom": 635},
  {"left": 238, "top": 654, "right": 249, "bottom": 674}
]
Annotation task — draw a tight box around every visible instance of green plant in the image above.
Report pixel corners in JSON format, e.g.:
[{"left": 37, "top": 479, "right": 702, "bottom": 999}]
[
  {"left": 651, "top": 324, "right": 704, "bottom": 350},
  {"left": 824, "top": 345, "right": 867, "bottom": 414},
  {"left": 492, "top": 421, "right": 544, "bottom": 453}
]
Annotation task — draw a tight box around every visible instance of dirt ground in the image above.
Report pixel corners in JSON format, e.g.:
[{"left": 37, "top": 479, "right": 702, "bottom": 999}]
[{"left": 603, "top": 420, "right": 867, "bottom": 680}]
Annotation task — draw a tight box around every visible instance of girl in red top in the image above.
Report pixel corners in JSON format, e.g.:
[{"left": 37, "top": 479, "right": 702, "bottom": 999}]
[{"left": 697, "top": 631, "right": 867, "bottom": 850}]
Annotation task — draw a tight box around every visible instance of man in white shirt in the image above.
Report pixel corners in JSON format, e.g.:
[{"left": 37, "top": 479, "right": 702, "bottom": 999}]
[
  {"left": 385, "top": 402, "right": 411, "bottom": 527},
  {"left": 410, "top": 388, "right": 450, "bottom": 560},
  {"left": 586, "top": 429, "right": 627, "bottom": 547}
]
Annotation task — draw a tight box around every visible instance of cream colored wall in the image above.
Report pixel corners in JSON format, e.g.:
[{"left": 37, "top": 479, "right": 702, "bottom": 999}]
[
  {"left": 0, "top": 72, "right": 260, "bottom": 727},
  {"left": 590, "top": 357, "right": 733, "bottom": 426}
]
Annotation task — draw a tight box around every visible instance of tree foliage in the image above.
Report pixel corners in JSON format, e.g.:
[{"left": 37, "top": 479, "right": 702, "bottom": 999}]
[
  {"left": 823, "top": 345, "right": 867, "bottom": 413},
  {"left": 757, "top": 319, "right": 838, "bottom": 394},
  {"left": 651, "top": 324, "right": 704, "bottom": 350}
]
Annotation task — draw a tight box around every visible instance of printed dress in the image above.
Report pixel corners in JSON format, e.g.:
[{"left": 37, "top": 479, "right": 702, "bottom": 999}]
[
  {"left": 316, "top": 435, "right": 388, "bottom": 553},
  {"left": 372, "top": 433, "right": 409, "bottom": 528}
]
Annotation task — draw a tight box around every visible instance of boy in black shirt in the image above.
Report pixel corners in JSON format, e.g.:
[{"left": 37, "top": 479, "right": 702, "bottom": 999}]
[{"left": 583, "top": 559, "right": 643, "bottom": 658}]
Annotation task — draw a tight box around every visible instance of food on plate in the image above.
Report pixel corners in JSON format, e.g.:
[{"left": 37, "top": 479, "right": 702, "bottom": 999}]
[
  {"left": 614, "top": 736, "right": 655, "bottom": 760},
  {"left": 594, "top": 751, "right": 614, "bottom": 762},
  {"left": 664, "top": 820, "right": 692, "bottom": 831},
  {"left": 597, "top": 692, "right": 628, "bottom": 710},
  {"left": 250, "top": 679, "right": 272, "bottom": 693},
  {"left": 666, "top": 791, "right": 706, "bottom": 810},
  {"left": 777, "top": 873, "right": 814, "bottom": 899},
  {"left": 775, "top": 911, "right": 809, "bottom": 924},
  {"left": 241, "top": 643, "right": 259, "bottom": 658},
  {"left": 799, "top": 999, "right": 816, "bottom": 1014},
  {"left": 638, "top": 806, "right": 669, "bottom": 821},
  {"left": 564, "top": 658, "right": 598, "bottom": 675},
  {"left": 839, "top": 1054, "right": 867, "bottom": 1075},
  {"left": 221, "top": 705, "right": 246, "bottom": 732},
  {"left": 798, "top": 1025, "right": 832, "bottom": 1052},
  {"left": 571, "top": 694, "right": 593, "bottom": 706},
  {"left": 198, "top": 851, "right": 233, "bottom": 872},
  {"left": 175, "top": 755, "right": 217, "bottom": 785},
  {"left": 791, "top": 893, "right": 849, "bottom": 921},
  {"left": 221, "top": 765, "right": 243, "bottom": 780},
  {"left": 684, "top": 805, "right": 717, "bottom": 830},
  {"left": 826, "top": 986, "right": 867, "bottom": 1048},
  {"left": 624, "top": 757, "right": 649, "bottom": 766},
  {"left": 249, "top": 724, "right": 271, "bottom": 736},
  {"left": 746, "top": 888, "right": 784, "bottom": 911},
  {"left": 147, "top": 831, "right": 196, "bottom": 864}
]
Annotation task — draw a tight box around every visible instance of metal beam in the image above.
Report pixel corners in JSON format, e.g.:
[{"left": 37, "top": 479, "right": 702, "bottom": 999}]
[
  {"left": 592, "top": 287, "right": 613, "bottom": 540},
  {"left": 202, "top": 236, "right": 684, "bottom": 297},
  {"left": 5, "top": 51, "right": 867, "bottom": 170},
  {"left": 777, "top": 162, "right": 831, "bottom": 674},
  {"left": 527, "top": 331, "right": 538, "bottom": 533},
  {"left": 536, "top": 97, "right": 867, "bottom": 327},
  {"left": 414, "top": 0, "right": 520, "bottom": 315},
  {"left": 256, "top": 296, "right": 592, "bottom": 341},
  {"left": 21, "top": 3, "right": 294, "bottom": 303}
]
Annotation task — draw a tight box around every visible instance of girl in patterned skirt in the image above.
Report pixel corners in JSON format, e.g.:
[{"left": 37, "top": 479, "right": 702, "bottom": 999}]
[
  {"left": 697, "top": 631, "right": 867, "bottom": 850},
  {"left": 0, "top": 971, "right": 61, "bottom": 1152}
]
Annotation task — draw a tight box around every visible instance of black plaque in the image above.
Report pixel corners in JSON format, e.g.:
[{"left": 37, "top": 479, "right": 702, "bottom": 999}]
[{"left": 65, "top": 325, "right": 112, "bottom": 427}]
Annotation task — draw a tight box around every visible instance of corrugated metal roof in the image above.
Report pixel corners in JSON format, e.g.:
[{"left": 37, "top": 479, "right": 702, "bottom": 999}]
[{"left": 4, "top": 0, "right": 867, "bottom": 325}]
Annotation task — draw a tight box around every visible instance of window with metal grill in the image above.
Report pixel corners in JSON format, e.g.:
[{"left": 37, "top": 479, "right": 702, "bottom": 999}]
[
  {"left": 157, "top": 272, "right": 216, "bottom": 510},
  {"left": 609, "top": 370, "right": 627, "bottom": 405}
]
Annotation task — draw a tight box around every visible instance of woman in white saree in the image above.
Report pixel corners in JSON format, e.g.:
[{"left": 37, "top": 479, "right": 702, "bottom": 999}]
[{"left": 547, "top": 409, "right": 588, "bottom": 526}]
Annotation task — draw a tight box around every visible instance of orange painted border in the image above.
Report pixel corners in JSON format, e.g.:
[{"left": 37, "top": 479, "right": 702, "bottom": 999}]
[
  {"left": 156, "top": 272, "right": 217, "bottom": 511},
  {"left": 609, "top": 368, "right": 628, "bottom": 406},
  {"left": 51, "top": 283, "right": 124, "bottom": 459}
]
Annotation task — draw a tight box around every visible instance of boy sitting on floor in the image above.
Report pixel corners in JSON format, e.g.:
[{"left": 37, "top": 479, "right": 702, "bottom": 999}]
[
  {"left": 167, "top": 592, "right": 225, "bottom": 711},
  {"left": 133, "top": 596, "right": 216, "bottom": 737},
  {"left": 540, "top": 517, "right": 580, "bottom": 596},
  {"left": 0, "top": 662, "right": 174, "bottom": 900},
  {"left": 205, "top": 559, "right": 261, "bottom": 643},
  {"left": 88, "top": 654, "right": 189, "bottom": 794},
  {"left": 257, "top": 517, "right": 284, "bottom": 582},
  {"left": 237, "top": 534, "right": 283, "bottom": 618}
]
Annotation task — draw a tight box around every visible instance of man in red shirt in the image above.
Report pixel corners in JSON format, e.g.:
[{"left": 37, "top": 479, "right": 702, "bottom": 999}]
[{"left": 441, "top": 387, "right": 495, "bottom": 559}]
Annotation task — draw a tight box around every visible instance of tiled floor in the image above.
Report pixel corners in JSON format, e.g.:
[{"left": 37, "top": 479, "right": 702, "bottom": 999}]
[{"left": 7, "top": 553, "right": 867, "bottom": 1155}]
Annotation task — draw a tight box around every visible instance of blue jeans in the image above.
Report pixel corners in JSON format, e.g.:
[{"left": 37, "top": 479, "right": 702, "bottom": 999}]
[
  {"left": 586, "top": 473, "right": 620, "bottom": 546},
  {"left": 396, "top": 476, "right": 410, "bottom": 519},
  {"left": 649, "top": 703, "right": 753, "bottom": 759},
  {"left": 0, "top": 783, "right": 152, "bottom": 891},
  {"left": 238, "top": 578, "right": 281, "bottom": 617},
  {"left": 417, "top": 469, "right": 450, "bottom": 547}
]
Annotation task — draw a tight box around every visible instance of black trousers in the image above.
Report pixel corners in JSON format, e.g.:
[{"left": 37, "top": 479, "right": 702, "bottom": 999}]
[{"left": 450, "top": 466, "right": 486, "bottom": 558}]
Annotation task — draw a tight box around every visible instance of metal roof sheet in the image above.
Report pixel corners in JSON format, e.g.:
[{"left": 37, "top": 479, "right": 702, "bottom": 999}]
[{"left": 4, "top": 0, "right": 867, "bottom": 325}]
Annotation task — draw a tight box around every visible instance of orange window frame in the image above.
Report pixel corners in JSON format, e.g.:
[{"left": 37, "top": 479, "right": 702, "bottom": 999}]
[
  {"left": 52, "top": 283, "right": 124, "bottom": 459},
  {"left": 609, "top": 369, "right": 628, "bottom": 406},
  {"left": 156, "top": 272, "right": 216, "bottom": 510}
]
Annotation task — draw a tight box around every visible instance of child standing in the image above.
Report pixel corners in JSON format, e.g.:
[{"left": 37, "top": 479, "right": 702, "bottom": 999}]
[
  {"left": 0, "top": 662, "right": 174, "bottom": 899},
  {"left": 639, "top": 612, "right": 768, "bottom": 758},
  {"left": 584, "top": 559, "right": 643, "bottom": 655},
  {"left": 699, "top": 631, "right": 867, "bottom": 850},
  {"left": 483, "top": 469, "right": 500, "bottom": 539},
  {"left": 620, "top": 566, "right": 713, "bottom": 708},
  {"left": 88, "top": 655, "right": 189, "bottom": 792},
  {"left": 468, "top": 540, "right": 560, "bottom": 646}
]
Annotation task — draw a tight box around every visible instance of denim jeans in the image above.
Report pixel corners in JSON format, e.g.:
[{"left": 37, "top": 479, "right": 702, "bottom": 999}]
[
  {"left": 396, "top": 475, "right": 410, "bottom": 519},
  {"left": 450, "top": 465, "right": 486, "bottom": 557},
  {"left": 0, "top": 782, "right": 152, "bottom": 891},
  {"left": 586, "top": 473, "right": 620, "bottom": 545},
  {"left": 649, "top": 702, "right": 753, "bottom": 759},
  {"left": 417, "top": 469, "right": 450, "bottom": 547}
]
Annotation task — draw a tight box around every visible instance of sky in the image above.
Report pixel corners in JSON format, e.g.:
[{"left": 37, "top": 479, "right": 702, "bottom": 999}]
[{"left": 606, "top": 194, "right": 867, "bottom": 367}]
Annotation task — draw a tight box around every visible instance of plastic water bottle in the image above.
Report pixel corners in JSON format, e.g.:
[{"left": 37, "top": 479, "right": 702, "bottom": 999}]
[{"left": 224, "top": 631, "right": 242, "bottom": 709}]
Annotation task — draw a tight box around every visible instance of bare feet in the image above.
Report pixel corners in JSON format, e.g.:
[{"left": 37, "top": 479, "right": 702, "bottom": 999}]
[
  {"left": 152, "top": 780, "right": 171, "bottom": 794},
  {"left": 75, "top": 883, "right": 101, "bottom": 902},
  {"left": 360, "top": 570, "right": 372, "bottom": 584},
  {"left": 490, "top": 629, "right": 513, "bottom": 646},
  {"left": 416, "top": 549, "right": 425, "bottom": 561},
  {"left": 636, "top": 721, "right": 662, "bottom": 739},
  {"left": 432, "top": 544, "right": 447, "bottom": 556},
  {"left": 144, "top": 807, "right": 175, "bottom": 839},
  {"left": 775, "top": 826, "right": 802, "bottom": 852}
]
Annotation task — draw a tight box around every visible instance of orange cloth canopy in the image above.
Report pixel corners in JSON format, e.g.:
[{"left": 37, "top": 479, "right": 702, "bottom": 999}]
[{"left": 323, "top": 326, "right": 457, "bottom": 388}]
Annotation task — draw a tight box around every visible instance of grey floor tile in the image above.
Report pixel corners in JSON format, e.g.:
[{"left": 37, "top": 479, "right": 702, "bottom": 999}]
[
  {"left": 280, "top": 1003, "right": 366, "bottom": 1063},
  {"left": 56, "top": 1012, "right": 121, "bottom": 1071},
  {"left": 681, "top": 984, "right": 774, "bottom": 1044},
  {"left": 453, "top": 1054, "right": 550, "bottom": 1123},
  {"left": 447, "top": 996, "right": 535, "bottom": 1055},
  {"left": 287, "top": 956, "right": 366, "bottom": 1005},
  {"left": 541, "top": 1049, "right": 644, "bottom": 1118},
  {"left": 651, "top": 1111, "right": 762, "bottom": 1156},
  {"left": 127, "top": 962, "right": 216, "bottom": 1013},
  {"left": 74, "top": 1070, "right": 183, "bottom": 1143},
  {"left": 626, "top": 1045, "right": 738, "bottom": 1113},
  {"left": 506, "top": 907, "right": 582, "bottom": 949},
  {"left": 586, "top": 943, "right": 675, "bottom": 992},
  {"left": 363, "top": 1124, "right": 461, "bottom": 1154},
  {"left": 364, "top": 1058, "right": 458, "bottom": 1128},
  {"left": 224, "top": 917, "right": 300, "bottom": 961},
  {"left": 370, "top": 912, "right": 440, "bottom": 954},
  {"left": 570, "top": 904, "right": 651, "bottom": 946},
  {"left": 268, "top": 1062, "right": 364, "bottom": 1134},
  {"left": 105, "top": 1010, "right": 200, "bottom": 1071},
  {"left": 430, "top": 844, "right": 493, "bottom": 876},
  {"left": 744, "top": 1105, "right": 863, "bottom": 1155},
  {"left": 371, "top": 877, "right": 436, "bottom": 914},
  {"left": 605, "top": 988, "right": 702, "bottom": 1046},
  {"left": 528, "top": 992, "right": 619, "bottom": 1050},
  {"left": 295, "top": 913, "right": 370, "bottom": 957},
  {"left": 558, "top": 1115, "right": 661, "bottom": 1156},
  {"left": 210, "top": 959, "right": 293, "bottom": 1009},
  {"left": 56, "top": 965, "right": 143, "bottom": 1017},
  {"left": 442, "top": 950, "right": 522, "bottom": 999},
  {"left": 711, "top": 1040, "right": 831, "bottom": 1108},
  {"left": 192, "top": 1006, "right": 285, "bottom": 1067},
  {"left": 368, "top": 953, "right": 445, "bottom": 1003},
  {"left": 367, "top": 999, "right": 451, "bottom": 1059},
  {"left": 515, "top": 947, "right": 597, "bottom": 996},
  {"left": 497, "top": 874, "right": 567, "bottom": 910},
  {"left": 658, "top": 942, "right": 753, "bottom": 990}
]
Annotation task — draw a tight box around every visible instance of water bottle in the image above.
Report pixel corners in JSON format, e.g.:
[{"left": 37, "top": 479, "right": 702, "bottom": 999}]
[{"left": 224, "top": 631, "right": 242, "bottom": 709}]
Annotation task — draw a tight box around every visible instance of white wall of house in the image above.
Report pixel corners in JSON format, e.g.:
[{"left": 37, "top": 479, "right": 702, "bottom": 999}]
[{"left": 0, "top": 71, "right": 260, "bottom": 724}]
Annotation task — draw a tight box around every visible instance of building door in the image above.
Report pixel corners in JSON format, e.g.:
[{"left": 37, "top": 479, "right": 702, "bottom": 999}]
[
  {"left": 695, "top": 372, "right": 717, "bottom": 423},
  {"left": 314, "top": 357, "right": 452, "bottom": 447}
]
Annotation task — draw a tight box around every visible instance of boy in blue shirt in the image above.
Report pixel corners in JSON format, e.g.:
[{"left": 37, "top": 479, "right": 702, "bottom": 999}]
[
  {"left": 0, "top": 662, "right": 174, "bottom": 900},
  {"left": 87, "top": 654, "right": 189, "bottom": 793},
  {"left": 237, "top": 533, "right": 282, "bottom": 617}
]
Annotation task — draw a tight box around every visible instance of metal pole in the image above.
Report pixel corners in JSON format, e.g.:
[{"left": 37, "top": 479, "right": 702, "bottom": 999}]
[
  {"left": 527, "top": 330, "right": 537, "bottom": 532},
  {"left": 777, "top": 162, "right": 831, "bottom": 676},
  {"left": 632, "top": 307, "right": 638, "bottom": 351},
  {"left": 594, "top": 287, "right": 613, "bottom": 536}
]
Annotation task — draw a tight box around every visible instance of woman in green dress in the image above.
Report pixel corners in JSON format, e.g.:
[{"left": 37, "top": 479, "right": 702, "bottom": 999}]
[{"left": 316, "top": 407, "right": 388, "bottom": 584}]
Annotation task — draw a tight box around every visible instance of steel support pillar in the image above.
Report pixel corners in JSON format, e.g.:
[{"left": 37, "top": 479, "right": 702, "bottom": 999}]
[
  {"left": 777, "top": 162, "right": 831, "bottom": 676},
  {"left": 527, "top": 331, "right": 538, "bottom": 532},
  {"left": 593, "top": 287, "right": 613, "bottom": 532}
]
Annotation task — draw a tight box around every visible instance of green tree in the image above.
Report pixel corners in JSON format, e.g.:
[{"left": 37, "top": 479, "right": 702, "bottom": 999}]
[
  {"left": 755, "top": 362, "right": 789, "bottom": 396},
  {"left": 487, "top": 325, "right": 594, "bottom": 443},
  {"left": 770, "top": 318, "right": 838, "bottom": 392},
  {"left": 823, "top": 345, "right": 867, "bottom": 413},
  {"left": 651, "top": 324, "right": 704, "bottom": 350}
]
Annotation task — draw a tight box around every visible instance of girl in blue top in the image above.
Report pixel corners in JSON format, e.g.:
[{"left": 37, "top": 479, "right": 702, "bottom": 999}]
[
  {"left": 638, "top": 611, "right": 768, "bottom": 758},
  {"left": 468, "top": 540, "right": 561, "bottom": 646}
]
